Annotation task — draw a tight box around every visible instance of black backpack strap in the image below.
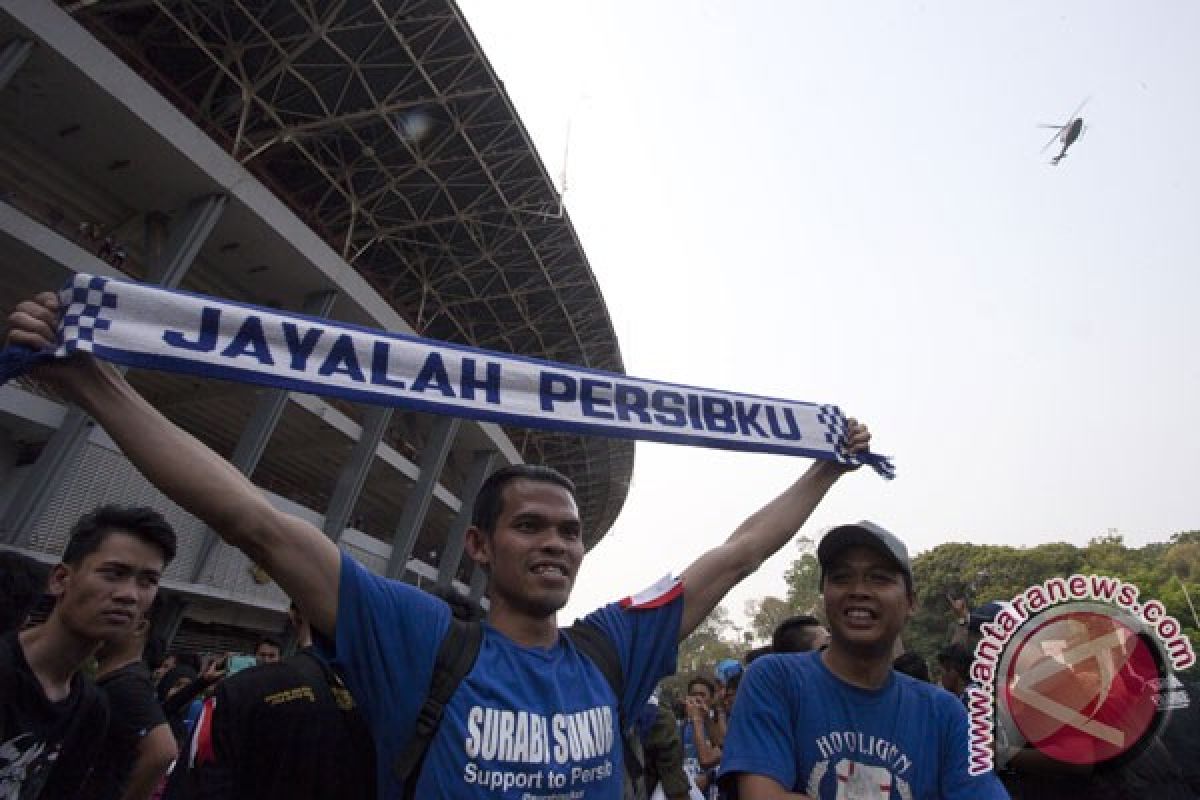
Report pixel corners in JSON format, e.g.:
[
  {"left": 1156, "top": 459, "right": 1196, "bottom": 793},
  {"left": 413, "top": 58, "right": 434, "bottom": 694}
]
[
  {"left": 564, "top": 621, "right": 644, "bottom": 791},
  {"left": 393, "top": 616, "right": 484, "bottom": 798}
]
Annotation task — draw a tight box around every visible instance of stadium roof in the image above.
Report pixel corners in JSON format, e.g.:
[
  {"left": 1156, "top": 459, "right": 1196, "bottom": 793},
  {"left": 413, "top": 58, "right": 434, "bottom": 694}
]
[{"left": 63, "top": 0, "right": 634, "bottom": 542}]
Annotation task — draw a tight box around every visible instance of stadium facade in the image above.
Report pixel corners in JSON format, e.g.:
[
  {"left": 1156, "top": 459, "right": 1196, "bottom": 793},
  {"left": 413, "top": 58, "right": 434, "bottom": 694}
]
[{"left": 0, "top": 0, "right": 632, "bottom": 652}]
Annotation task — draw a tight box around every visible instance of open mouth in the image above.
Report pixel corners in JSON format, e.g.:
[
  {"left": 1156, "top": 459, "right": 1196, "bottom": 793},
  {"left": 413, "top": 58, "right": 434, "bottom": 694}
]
[
  {"left": 101, "top": 610, "right": 135, "bottom": 625},
  {"left": 530, "top": 563, "right": 569, "bottom": 580},
  {"left": 844, "top": 608, "right": 878, "bottom": 625}
]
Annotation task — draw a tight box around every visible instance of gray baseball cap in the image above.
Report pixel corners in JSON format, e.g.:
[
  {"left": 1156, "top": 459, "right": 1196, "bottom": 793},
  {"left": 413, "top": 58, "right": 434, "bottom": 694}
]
[{"left": 817, "top": 520, "right": 913, "bottom": 587}]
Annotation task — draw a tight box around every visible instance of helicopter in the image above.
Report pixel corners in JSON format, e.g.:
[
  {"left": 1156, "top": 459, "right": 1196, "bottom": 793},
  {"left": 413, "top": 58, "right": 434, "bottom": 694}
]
[{"left": 1039, "top": 97, "right": 1089, "bottom": 165}]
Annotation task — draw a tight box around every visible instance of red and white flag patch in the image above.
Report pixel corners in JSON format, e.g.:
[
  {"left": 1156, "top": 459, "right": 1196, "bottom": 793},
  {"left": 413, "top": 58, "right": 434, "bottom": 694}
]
[
  {"left": 190, "top": 696, "right": 217, "bottom": 768},
  {"left": 620, "top": 574, "right": 683, "bottom": 610}
]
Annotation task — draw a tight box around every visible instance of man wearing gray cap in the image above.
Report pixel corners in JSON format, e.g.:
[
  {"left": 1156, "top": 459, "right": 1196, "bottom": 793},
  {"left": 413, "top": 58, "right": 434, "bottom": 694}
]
[{"left": 718, "top": 522, "right": 1008, "bottom": 799}]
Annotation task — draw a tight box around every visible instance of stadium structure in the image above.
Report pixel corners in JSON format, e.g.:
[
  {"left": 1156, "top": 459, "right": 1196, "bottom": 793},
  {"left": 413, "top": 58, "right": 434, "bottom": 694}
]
[{"left": 0, "top": 0, "right": 633, "bottom": 653}]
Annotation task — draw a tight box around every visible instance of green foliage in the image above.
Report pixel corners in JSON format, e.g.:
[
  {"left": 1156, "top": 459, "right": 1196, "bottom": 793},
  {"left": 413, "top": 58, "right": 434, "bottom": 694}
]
[
  {"left": 747, "top": 595, "right": 798, "bottom": 643},
  {"left": 782, "top": 535, "right": 822, "bottom": 615},
  {"left": 660, "top": 604, "right": 743, "bottom": 702}
]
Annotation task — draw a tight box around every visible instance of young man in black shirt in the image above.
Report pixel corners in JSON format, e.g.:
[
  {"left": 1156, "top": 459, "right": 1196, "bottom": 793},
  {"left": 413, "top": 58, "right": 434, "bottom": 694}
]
[
  {"left": 0, "top": 506, "right": 176, "bottom": 799},
  {"left": 83, "top": 611, "right": 178, "bottom": 800}
]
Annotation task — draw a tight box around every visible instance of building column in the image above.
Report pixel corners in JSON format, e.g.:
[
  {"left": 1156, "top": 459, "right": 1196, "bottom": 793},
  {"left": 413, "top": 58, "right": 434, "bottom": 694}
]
[
  {"left": 0, "top": 39, "right": 33, "bottom": 92},
  {"left": 0, "top": 194, "right": 225, "bottom": 546},
  {"left": 435, "top": 450, "right": 496, "bottom": 592},
  {"left": 152, "top": 593, "right": 189, "bottom": 651},
  {"left": 146, "top": 195, "right": 227, "bottom": 287},
  {"left": 322, "top": 407, "right": 394, "bottom": 542},
  {"left": 385, "top": 416, "right": 460, "bottom": 580},
  {"left": 190, "top": 290, "right": 336, "bottom": 581}
]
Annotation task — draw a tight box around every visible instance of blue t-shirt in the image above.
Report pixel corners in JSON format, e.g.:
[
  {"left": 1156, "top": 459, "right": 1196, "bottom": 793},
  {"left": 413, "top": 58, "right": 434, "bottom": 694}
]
[
  {"left": 719, "top": 652, "right": 1008, "bottom": 799},
  {"left": 324, "top": 552, "right": 683, "bottom": 799},
  {"left": 679, "top": 717, "right": 715, "bottom": 783}
]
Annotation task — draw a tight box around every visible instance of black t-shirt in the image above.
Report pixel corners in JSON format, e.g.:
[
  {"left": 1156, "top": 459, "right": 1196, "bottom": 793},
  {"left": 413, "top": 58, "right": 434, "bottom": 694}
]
[
  {"left": 0, "top": 631, "right": 108, "bottom": 799},
  {"left": 81, "top": 661, "right": 168, "bottom": 800},
  {"left": 181, "top": 648, "right": 375, "bottom": 800}
]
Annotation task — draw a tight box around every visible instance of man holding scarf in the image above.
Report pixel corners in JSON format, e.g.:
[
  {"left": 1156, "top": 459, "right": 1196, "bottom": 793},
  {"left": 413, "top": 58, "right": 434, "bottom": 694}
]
[{"left": 7, "top": 291, "right": 872, "bottom": 799}]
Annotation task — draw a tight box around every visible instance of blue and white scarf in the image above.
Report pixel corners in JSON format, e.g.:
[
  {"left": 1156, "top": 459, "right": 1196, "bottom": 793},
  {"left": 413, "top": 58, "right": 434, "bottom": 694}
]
[{"left": 1, "top": 275, "right": 894, "bottom": 478}]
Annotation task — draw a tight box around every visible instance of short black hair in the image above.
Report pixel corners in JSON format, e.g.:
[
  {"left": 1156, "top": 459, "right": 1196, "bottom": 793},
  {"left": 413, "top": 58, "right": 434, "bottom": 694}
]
[
  {"left": 0, "top": 551, "right": 49, "bottom": 634},
  {"left": 772, "top": 615, "right": 823, "bottom": 653},
  {"left": 686, "top": 675, "right": 716, "bottom": 696},
  {"left": 893, "top": 652, "right": 931, "bottom": 682},
  {"left": 255, "top": 635, "right": 282, "bottom": 653},
  {"left": 744, "top": 645, "right": 773, "bottom": 664},
  {"left": 471, "top": 465, "right": 576, "bottom": 533},
  {"left": 937, "top": 643, "right": 972, "bottom": 679},
  {"left": 61, "top": 505, "right": 177, "bottom": 567}
]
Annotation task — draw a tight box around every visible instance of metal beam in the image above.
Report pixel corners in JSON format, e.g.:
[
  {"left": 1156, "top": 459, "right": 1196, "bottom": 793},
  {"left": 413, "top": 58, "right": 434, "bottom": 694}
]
[
  {"left": 322, "top": 406, "right": 394, "bottom": 542},
  {"left": 385, "top": 415, "right": 460, "bottom": 580},
  {"left": 152, "top": 593, "right": 189, "bottom": 650},
  {"left": 190, "top": 289, "right": 336, "bottom": 581},
  {"left": 0, "top": 411, "right": 92, "bottom": 544},
  {"left": 435, "top": 449, "right": 495, "bottom": 591},
  {"left": 228, "top": 293, "right": 336, "bottom": 475},
  {"left": 0, "top": 39, "right": 33, "bottom": 92},
  {"left": 146, "top": 194, "right": 227, "bottom": 288}
]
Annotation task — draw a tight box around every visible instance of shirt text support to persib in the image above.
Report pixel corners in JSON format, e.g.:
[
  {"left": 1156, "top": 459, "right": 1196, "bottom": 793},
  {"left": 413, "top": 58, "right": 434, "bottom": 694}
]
[{"left": 322, "top": 553, "right": 683, "bottom": 798}]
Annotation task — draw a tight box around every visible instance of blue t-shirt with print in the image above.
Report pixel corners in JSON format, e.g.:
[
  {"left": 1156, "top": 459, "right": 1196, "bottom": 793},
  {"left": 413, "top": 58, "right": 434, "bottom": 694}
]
[
  {"left": 324, "top": 552, "right": 683, "bottom": 799},
  {"left": 719, "top": 651, "right": 1008, "bottom": 799}
]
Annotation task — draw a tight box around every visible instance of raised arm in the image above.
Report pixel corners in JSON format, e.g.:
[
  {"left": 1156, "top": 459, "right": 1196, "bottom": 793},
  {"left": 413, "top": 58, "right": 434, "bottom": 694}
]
[
  {"left": 676, "top": 422, "right": 869, "bottom": 641},
  {"left": 7, "top": 293, "right": 341, "bottom": 635}
]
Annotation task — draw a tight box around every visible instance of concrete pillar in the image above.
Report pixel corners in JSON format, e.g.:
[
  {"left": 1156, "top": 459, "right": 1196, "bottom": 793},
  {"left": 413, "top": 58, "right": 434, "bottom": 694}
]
[
  {"left": 385, "top": 416, "right": 460, "bottom": 580},
  {"left": 322, "top": 407, "right": 394, "bottom": 542},
  {"left": 435, "top": 450, "right": 496, "bottom": 591},
  {"left": 0, "top": 39, "right": 33, "bottom": 92},
  {"left": 146, "top": 195, "right": 227, "bottom": 288},
  {"left": 0, "top": 193, "right": 225, "bottom": 546}
]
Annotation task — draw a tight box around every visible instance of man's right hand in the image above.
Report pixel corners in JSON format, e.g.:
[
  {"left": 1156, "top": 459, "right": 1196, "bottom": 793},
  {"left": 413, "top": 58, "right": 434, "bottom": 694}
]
[{"left": 6, "top": 291, "right": 115, "bottom": 405}]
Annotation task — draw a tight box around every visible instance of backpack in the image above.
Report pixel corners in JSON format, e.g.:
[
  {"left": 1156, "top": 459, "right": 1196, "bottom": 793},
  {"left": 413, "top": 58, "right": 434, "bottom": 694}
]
[{"left": 392, "top": 617, "right": 646, "bottom": 799}]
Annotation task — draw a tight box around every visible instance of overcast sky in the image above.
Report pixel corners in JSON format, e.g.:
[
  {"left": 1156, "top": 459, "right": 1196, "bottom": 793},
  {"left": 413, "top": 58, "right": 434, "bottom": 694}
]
[{"left": 455, "top": 1, "right": 1200, "bottom": 632}]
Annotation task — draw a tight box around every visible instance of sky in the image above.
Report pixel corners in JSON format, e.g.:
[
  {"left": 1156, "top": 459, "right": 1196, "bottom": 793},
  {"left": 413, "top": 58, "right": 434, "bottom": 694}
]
[{"left": 455, "top": 1, "right": 1200, "bottom": 633}]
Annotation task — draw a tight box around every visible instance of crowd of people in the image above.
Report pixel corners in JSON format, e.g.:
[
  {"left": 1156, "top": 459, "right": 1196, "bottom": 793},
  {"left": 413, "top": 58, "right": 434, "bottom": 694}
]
[{"left": 0, "top": 289, "right": 1191, "bottom": 799}]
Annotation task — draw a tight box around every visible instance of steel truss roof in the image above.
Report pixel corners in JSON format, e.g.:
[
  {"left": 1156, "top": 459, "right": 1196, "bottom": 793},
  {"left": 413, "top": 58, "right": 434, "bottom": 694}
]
[{"left": 64, "top": 0, "right": 633, "bottom": 541}]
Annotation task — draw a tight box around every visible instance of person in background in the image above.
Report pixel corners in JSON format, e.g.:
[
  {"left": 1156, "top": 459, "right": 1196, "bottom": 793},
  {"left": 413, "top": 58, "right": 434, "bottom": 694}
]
[
  {"left": 892, "top": 651, "right": 931, "bottom": 682},
  {"left": 180, "top": 603, "right": 374, "bottom": 799},
  {"left": 252, "top": 636, "right": 282, "bottom": 666},
  {"left": 936, "top": 643, "right": 972, "bottom": 705},
  {"left": 1, "top": 506, "right": 176, "bottom": 799},
  {"left": 85, "top": 609, "right": 177, "bottom": 800},
  {"left": 0, "top": 551, "right": 49, "bottom": 634},
  {"left": 719, "top": 521, "right": 1008, "bottom": 798},
  {"left": 771, "top": 614, "right": 830, "bottom": 654},
  {"left": 681, "top": 675, "right": 722, "bottom": 797}
]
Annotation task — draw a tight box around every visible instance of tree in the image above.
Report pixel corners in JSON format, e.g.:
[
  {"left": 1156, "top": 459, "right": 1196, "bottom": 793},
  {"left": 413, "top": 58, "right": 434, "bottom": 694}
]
[
  {"left": 783, "top": 535, "right": 822, "bottom": 614},
  {"left": 674, "top": 604, "right": 741, "bottom": 675},
  {"left": 747, "top": 595, "right": 796, "bottom": 643},
  {"left": 660, "top": 604, "right": 743, "bottom": 708}
]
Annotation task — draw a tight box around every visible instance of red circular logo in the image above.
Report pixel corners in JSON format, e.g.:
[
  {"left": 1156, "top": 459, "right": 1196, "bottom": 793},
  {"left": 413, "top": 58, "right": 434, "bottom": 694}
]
[{"left": 1002, "top": 610, "right": 1160, "bottom": 765}]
